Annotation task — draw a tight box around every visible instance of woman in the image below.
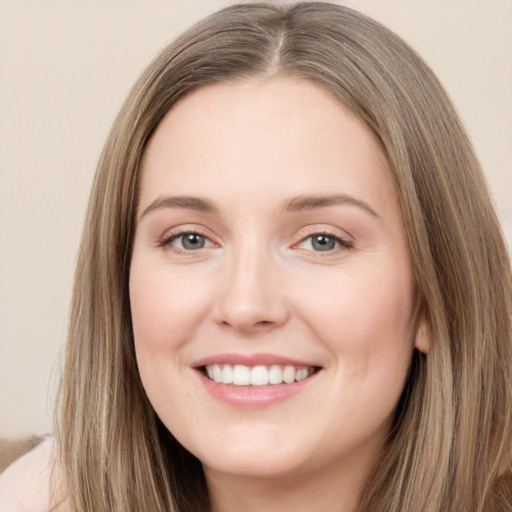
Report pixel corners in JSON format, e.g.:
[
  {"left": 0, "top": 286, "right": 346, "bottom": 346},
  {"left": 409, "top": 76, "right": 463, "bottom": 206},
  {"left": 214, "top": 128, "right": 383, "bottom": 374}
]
[{"left": 1, "top": 2, "right": 510, "bottom": 511}]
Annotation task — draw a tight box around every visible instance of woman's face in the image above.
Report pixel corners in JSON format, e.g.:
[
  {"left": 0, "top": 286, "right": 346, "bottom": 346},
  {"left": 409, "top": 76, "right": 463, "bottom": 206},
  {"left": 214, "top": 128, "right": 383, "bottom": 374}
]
[{"left": 130, "top": 78, "right": 427, "bottom": 483}]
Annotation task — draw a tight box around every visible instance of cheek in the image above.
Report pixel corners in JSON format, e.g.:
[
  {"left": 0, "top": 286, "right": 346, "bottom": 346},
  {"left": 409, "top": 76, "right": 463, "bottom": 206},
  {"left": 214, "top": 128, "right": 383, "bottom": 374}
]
[
  {"left": 297, "top": 260, "right": 416, "bottom": 386},
  {"left": 302, "top": 262, "right": 414, "bottom": 336},
  {"left": 129, "top": 264, "right": 212, "bottom": 354},
  {"left": 304, "top": 268, "right": 415, "bottom": 433},
  {"left": 129, "top": 262, "right": 214, "bottom": 426}
]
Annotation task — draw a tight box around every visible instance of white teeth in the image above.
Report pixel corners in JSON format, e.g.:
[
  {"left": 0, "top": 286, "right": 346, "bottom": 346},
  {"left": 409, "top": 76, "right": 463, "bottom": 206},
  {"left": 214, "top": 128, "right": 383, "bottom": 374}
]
[
  {"left": 268, "top": 365, "right": 283, "bottom": 384},
  {"left": 250, "top": 366, "right": 269, "bottom": 386},
  {"left": 233, "top": 365, "right": 251, "bottom": 385},
  {"left": 212, "top": 364, "right": 222, "bottom": 383},
  {"left": 204, "top": 364, "right": 314, "bottom": 386},
  {"left": 283, "top": 365, "right": 296, "bottom": 384},
  {"left": 295, "top": 368, "right": 309, "bottom": 382},
  {"left": 221, "top": 364, "right": 233, "bottom": 384}
]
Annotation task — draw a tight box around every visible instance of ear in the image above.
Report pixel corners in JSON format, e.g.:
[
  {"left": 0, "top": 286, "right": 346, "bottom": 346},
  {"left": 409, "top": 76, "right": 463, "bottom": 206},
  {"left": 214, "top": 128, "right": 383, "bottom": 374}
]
[{"left": 413, "top": 311, "right": 432, "bottom": 353}]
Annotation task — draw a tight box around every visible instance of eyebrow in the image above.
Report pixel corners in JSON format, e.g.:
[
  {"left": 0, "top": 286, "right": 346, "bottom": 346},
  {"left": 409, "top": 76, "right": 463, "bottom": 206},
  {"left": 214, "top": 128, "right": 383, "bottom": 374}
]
[
  {"left": 140, "top": 195, "right": 218, "bottom": 219},
  {"left": 283, "top": 194, "right": 379, "bottom": 218},
  {"left": 139, "top": 193, "right": 379, "bottom": 220}
]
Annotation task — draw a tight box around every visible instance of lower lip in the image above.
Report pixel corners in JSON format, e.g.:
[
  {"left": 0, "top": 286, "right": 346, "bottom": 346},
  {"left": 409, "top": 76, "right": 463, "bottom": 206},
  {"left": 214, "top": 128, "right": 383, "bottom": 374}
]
[{"left": 196, "top": 370, "right": 319, "bottom": 408}]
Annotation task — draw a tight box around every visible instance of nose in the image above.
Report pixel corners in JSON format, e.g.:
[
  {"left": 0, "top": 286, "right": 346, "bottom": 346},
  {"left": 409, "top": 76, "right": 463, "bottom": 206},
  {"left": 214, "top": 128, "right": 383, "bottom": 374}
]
[{"left": 212, "top": 246, "right": 289, "bottom": 334}]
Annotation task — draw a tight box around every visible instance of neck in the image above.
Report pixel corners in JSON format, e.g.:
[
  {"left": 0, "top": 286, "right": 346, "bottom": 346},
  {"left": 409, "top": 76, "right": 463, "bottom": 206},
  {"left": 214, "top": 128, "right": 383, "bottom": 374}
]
[{"left": 205, "top": 454, "right": 373, "bottom": 512}]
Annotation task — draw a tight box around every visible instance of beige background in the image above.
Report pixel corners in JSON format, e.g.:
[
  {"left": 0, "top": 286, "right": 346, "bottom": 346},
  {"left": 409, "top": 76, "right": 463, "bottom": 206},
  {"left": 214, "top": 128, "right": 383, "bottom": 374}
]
[{"left": 1, "top": 0, "right": 511, "bottom": 438}]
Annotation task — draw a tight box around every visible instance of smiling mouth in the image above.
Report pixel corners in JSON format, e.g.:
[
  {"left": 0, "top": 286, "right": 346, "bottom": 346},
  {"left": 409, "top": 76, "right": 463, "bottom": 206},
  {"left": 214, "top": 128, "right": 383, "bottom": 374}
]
[{"left": 202, "top": 364, "right": 320, "bottom": 386}]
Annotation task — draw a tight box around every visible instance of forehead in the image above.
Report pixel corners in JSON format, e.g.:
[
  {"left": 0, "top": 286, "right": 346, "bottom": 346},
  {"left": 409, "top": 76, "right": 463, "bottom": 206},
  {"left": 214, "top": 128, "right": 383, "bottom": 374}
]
[{"left": 139, "top": 77, "right": 396, "bottom": 217}]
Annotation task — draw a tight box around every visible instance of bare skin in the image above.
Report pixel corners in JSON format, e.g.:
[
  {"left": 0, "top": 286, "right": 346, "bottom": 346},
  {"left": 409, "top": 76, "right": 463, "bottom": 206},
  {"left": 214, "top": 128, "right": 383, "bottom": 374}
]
[{"left": 130, "top": 77, "right": 429, "bottom": 512}]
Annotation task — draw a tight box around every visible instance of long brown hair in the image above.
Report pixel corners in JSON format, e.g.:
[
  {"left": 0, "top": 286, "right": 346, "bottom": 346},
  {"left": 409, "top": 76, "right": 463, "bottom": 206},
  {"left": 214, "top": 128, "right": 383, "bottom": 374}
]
[{"left": 56, "top": 3, "right": 512, "bottom": 511}]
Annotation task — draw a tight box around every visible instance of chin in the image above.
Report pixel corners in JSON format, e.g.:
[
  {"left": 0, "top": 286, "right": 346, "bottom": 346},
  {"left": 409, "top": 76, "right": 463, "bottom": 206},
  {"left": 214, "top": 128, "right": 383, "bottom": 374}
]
[
  {"left": 185, "top": 428, "right": 315, "bottom": 480},
  {"left": 201, "top": 451, "right": 308, "bottom": 480}
]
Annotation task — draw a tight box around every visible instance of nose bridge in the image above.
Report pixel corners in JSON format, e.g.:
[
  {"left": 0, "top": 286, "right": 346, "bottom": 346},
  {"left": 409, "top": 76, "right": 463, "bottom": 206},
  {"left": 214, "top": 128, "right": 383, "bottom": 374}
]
[{"left": 214, "top": 236, "right": 288, "bottom": 332}]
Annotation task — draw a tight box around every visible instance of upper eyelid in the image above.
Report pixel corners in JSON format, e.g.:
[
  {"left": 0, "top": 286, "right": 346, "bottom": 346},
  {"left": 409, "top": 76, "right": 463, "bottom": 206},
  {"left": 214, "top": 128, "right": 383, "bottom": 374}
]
[
  {"left": 158, "top": 226, "right": 218, "bottom": 248},
  {"left": 165, "top": 232, "right": 212, "bottom": 243},
  {"left": 156, "top": 225, "right": 354, "bottom": 248},
  {"left": 160, "top": 224, "right": 215, "bottom": 238},
  {"left": 294, "top": 232, "right": 353, "bottom": 249},
  {"left": 293, "top": 224, "right": 354, "bottom": 241}
]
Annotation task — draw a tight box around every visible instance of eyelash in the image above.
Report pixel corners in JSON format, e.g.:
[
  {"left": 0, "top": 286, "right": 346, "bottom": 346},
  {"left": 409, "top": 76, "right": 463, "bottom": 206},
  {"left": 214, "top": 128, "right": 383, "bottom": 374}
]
[
  {"left": 295, "top": 231, "right": 354, "bottom": 253},
  {"left": 158, "top": 229, "right": 214, "bottom": 252},
  {"left": 158, "top": 230, "right": 354, "bottom": 254}
]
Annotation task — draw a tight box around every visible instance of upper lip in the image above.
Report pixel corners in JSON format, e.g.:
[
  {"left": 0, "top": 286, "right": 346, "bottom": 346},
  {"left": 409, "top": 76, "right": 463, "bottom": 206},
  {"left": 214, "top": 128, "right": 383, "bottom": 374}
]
[{"left": 192, "top": 352, "right": 321, "bottom": 368}]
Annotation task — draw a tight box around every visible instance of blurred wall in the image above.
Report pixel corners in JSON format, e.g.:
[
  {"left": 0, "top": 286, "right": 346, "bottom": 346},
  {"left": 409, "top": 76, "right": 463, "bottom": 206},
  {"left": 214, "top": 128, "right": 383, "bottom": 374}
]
[{"left": 1, "top": 0, "right": 511, "bottom": 437}]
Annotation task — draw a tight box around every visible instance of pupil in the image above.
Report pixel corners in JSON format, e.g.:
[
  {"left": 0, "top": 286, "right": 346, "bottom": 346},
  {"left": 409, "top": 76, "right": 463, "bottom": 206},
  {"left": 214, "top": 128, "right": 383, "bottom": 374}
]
[
  {"left": 312, "top": 235, "right": 335, "bottom": 251},
  {"left": 183, "top": 233, "right": 205, "bottom": 250}
]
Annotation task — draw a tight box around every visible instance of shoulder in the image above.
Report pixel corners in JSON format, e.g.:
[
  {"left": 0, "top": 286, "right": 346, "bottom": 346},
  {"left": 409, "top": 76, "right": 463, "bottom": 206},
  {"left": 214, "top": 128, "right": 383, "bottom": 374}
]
[{"left": 0, "top": 437, "right": 56, "bottom": 512}]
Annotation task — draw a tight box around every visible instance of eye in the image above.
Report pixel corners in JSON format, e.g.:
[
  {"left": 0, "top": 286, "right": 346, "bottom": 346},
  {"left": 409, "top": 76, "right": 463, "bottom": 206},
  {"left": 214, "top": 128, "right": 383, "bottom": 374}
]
[
  {"left": 297, "top": 233, "right": 352, "bottom": 252},
  {"left": 161, "top": 232, "right": 214, "bottom": 251}
]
